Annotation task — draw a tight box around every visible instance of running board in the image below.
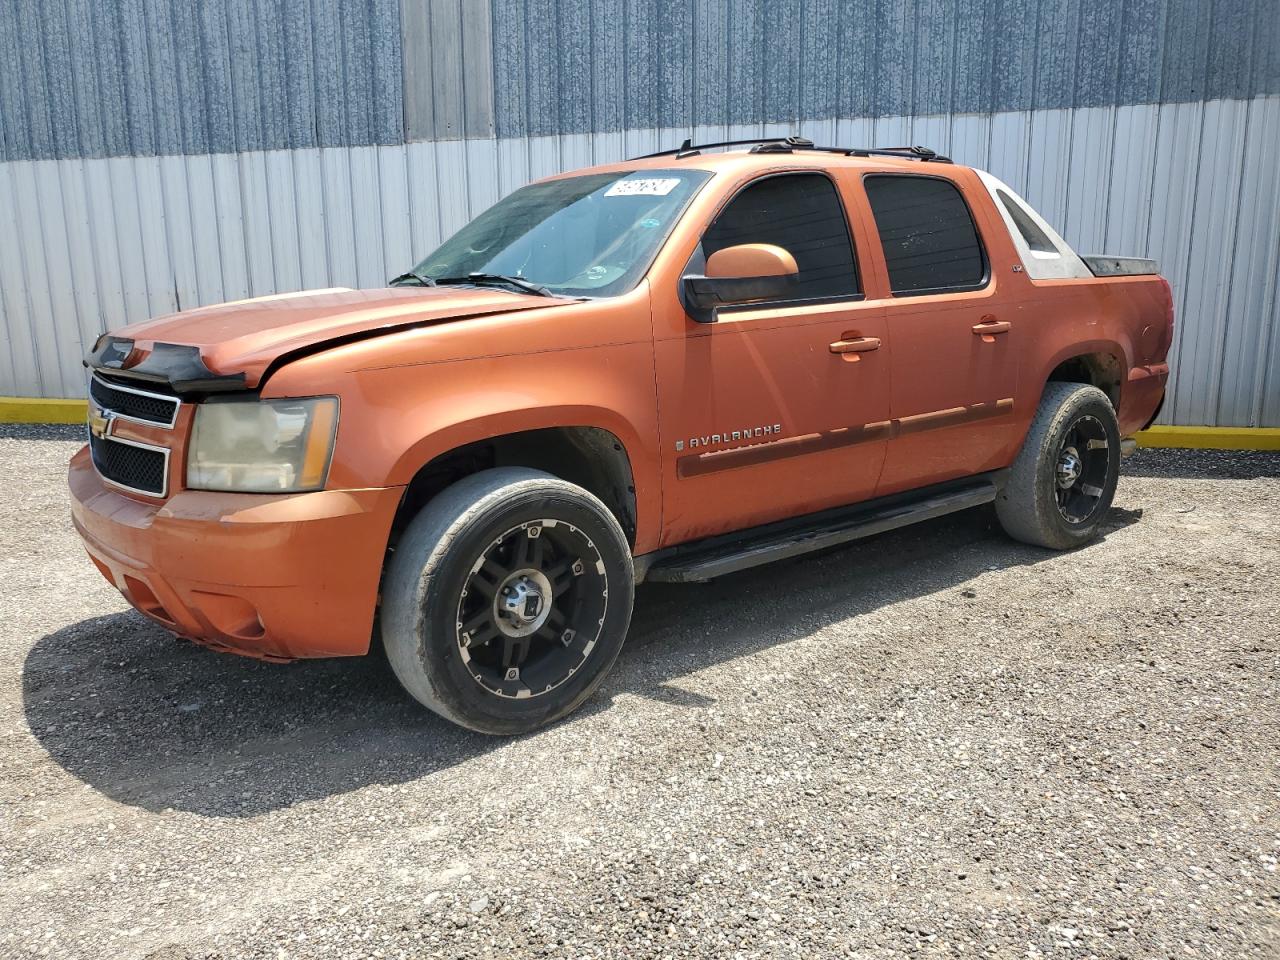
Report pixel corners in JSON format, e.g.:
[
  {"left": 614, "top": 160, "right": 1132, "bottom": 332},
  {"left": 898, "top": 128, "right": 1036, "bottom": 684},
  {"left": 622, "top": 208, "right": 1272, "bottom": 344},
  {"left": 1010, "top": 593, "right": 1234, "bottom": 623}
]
[{"left": 641, "top": 479, "right": 1000, "bottom": 583}]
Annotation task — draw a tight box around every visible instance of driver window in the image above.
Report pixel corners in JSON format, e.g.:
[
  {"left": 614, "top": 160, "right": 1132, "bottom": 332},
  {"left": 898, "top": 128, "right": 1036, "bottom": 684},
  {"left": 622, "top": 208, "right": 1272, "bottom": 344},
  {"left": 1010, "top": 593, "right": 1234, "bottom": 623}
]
[{"left": 702, "top": 173, "right": 860, "bottom": 300}]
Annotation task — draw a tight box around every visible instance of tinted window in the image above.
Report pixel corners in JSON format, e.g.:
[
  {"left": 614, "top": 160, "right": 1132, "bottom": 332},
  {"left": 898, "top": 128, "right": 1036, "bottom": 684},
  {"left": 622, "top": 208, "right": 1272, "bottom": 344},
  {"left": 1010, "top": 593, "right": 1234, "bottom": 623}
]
[
  {"left": 701, "top": 174, "right": 859, "bottom": 299},
  {"left": 864, "top": 175, "right": 986, "bottom": 294},
  {"left": 997, "top": 189, "right": 1056, "bottom": 253}
]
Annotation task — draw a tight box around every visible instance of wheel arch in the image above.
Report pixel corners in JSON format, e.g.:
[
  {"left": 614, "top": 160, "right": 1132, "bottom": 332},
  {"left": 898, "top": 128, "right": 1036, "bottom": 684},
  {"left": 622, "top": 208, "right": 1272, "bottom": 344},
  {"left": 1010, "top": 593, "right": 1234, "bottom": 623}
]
[
  {"left": 388, "top": 422, "right": 641, "bottom": 553},
  {"left": 1039, "top": 342, "right": 1127, "bottom": 409}
]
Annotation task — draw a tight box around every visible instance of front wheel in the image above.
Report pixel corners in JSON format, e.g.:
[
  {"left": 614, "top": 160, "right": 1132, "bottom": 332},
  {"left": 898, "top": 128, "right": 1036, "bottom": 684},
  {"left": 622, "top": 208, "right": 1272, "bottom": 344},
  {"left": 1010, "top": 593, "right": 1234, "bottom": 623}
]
[
  {"left": 381, "top": 468, "right": 634, "bottom": 735},
  {"left": 995, "top": 382, "right": 1121, "bottom": 550}
]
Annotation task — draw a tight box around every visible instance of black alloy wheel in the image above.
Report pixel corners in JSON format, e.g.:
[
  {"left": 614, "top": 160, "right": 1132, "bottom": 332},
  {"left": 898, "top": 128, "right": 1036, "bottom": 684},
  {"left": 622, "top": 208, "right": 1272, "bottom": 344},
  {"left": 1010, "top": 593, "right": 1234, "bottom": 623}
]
[
  {"left": 455, "top": 519, "right": 608, "bottom": 700},
  {"left": 1052, "top": 414, "right": 1111, "bottom": 524}
]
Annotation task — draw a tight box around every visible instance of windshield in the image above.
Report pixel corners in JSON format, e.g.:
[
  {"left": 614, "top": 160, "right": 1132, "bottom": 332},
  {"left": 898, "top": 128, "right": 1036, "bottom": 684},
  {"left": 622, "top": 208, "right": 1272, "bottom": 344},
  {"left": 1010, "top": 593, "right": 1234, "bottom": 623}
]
[{"left": 408, "top": 169, "right": 712, "bottom": 297}]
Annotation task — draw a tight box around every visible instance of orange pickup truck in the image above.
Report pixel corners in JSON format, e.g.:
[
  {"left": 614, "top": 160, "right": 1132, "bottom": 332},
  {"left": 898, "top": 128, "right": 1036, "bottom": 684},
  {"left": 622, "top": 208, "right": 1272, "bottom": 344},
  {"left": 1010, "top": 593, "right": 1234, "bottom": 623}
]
[{"left": 70, "top": 137, "right": 1172, "bottom": 734}]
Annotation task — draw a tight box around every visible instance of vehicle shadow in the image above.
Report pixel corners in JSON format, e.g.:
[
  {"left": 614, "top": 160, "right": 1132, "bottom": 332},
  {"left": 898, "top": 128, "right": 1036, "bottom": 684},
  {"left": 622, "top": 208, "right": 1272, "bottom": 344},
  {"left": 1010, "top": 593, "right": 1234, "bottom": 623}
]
[{"left": 22, "top": 504, "right": 1141, "bottom": 818}]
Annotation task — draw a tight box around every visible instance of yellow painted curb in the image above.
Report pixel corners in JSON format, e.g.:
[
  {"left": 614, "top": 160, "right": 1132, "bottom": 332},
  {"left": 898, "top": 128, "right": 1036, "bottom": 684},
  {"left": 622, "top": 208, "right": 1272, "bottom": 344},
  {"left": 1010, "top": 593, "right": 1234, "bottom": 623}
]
[
  {"left": 1136, "top": 426, "right": 1280, "bottom": 451},
  {"left": 0, "top": 397, "right": 88, "bottom": 424}
]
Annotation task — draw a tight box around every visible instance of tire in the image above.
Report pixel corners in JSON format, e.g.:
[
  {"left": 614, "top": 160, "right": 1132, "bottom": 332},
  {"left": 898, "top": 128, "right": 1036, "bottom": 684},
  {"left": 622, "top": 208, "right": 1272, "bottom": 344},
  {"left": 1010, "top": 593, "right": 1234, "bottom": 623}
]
[
  {"left": 995, "top": 382, "right": 1122, "bottom": 550},
  {"left": 381, "top": 468, "right": 634, "bottom": 735}
]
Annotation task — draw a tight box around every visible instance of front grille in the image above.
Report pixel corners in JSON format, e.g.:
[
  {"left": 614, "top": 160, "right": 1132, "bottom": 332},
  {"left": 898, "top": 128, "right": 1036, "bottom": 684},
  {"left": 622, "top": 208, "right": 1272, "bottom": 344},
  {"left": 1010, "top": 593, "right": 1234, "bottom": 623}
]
[
  {"left": 90, "top": 434, "right": 169, "bottom": 496},
  {"left": 90, "top": 375, "right": 179, "bottom": 427}
]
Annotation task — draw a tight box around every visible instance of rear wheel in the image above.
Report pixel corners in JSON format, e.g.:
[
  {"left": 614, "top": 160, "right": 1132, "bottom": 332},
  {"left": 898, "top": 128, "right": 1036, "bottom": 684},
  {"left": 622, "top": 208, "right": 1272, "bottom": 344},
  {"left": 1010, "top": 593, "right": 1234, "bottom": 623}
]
[
  {"left": 995, "top": 382, "right": 1121, "bottom": 549},
  {"left": 381, "top": 468, "right": 634, "bottom": 734}
]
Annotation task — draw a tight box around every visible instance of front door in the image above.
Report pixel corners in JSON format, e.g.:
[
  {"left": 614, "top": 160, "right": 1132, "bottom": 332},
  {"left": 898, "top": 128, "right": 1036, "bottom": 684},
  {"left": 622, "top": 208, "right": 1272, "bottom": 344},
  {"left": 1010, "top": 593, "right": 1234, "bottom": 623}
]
[
  {"left": 652, "top": 171, "right": 892, "bottom": 547},
  {"left": 855, "top": 172, "right": 1020, "bottom": 494}
]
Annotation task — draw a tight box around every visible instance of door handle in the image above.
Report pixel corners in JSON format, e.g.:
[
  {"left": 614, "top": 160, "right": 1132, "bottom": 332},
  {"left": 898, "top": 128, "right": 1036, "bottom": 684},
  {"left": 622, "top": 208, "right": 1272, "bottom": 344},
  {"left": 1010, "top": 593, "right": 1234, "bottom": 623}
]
[
  {"left": 829, "top": 336, "right": 881, "bottom": 355},
  {"left": 972, "top": 317, "right": 1011, "bottom": 340}
]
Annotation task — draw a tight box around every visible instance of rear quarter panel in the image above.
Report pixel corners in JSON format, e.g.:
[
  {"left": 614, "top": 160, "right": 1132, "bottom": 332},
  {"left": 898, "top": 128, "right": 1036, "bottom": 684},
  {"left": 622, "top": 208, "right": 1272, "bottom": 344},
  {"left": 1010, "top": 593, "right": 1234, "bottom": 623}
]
[{"left": 1016, "top": 274, "right": 1171, "bottom": 437}]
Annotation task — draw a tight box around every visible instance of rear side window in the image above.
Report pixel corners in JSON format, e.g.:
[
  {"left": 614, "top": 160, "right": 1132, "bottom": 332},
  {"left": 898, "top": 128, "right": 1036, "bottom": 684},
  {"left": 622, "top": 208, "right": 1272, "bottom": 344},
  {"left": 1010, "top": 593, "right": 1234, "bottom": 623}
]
[
  {"left": 997, "top": 189, "right": 1055, "bottom": 253},
  {"left": 864, "top": 175, "right": 986, "bottom": 294},
  {"left": 702, "top": 173, "right": 859, "bottom": 300}
]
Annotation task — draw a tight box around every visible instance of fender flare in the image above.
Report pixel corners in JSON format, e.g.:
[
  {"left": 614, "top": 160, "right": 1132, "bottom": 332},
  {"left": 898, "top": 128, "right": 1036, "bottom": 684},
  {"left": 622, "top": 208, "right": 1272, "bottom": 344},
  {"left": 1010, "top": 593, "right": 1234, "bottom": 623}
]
[
  {"left": 1033, "top": 338, "right": 1131, "bottom": 403},
  {"left": 387, "top": 405, "right": 646, "bottom": 485},
  {"left": 385, "top": 405, "right": 659, "bottom": 551}
]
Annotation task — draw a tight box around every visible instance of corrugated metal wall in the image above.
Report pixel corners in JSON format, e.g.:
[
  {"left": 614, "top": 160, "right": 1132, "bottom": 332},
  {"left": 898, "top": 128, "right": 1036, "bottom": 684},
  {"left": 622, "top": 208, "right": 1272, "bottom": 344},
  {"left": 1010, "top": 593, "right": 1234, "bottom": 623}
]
[
  {"left": 0, "top": 0, "right": 403, "bottom": 160},
  {"left": 1, "top": 0, "right": 1277, "bottom": 426},
  {"left": 485, "top": 0, "right": 1277, "bottom": 137}
]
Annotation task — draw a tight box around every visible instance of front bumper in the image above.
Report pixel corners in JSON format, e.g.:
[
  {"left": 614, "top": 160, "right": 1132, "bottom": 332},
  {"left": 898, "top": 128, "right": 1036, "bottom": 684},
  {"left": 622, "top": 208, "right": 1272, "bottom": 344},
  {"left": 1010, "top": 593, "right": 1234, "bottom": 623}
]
[{"left": 69, "top": 446, "right": 403, "bottom": 660}]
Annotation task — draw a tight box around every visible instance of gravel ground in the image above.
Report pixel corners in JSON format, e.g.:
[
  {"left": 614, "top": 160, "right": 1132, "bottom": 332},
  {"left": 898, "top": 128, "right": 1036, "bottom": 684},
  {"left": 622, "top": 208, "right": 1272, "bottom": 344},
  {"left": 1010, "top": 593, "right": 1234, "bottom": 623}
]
[{"left": 1, "top": 424, "right": 1277, "bottom": 959}]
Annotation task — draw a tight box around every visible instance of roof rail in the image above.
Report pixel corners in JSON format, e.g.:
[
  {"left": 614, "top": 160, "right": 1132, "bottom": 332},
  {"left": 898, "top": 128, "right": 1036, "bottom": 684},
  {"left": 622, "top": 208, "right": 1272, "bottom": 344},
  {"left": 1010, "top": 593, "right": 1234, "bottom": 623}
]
[
  {"left": 633, "top": 136, "right": 803, "bottom": 159},
  {"left": 846, "top": 145, "right": 952, "bottom": 163},
  {"left": 631, "top": 136, "right": 951, "bottom": 163}
]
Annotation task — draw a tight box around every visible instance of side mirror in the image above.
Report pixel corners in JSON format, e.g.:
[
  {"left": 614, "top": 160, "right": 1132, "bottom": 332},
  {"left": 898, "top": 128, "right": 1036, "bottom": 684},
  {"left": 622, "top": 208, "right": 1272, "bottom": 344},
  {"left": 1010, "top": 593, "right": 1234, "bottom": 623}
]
[{"left": 681, "top": 243, "right": 799, "bottom": 322}]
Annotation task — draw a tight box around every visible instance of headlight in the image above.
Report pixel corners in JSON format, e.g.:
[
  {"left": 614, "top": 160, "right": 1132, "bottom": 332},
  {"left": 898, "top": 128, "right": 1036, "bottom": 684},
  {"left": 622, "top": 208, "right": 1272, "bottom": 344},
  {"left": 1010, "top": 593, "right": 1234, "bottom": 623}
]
[{"left": 187, "top": 397, "right": 338, "bottom": 493}]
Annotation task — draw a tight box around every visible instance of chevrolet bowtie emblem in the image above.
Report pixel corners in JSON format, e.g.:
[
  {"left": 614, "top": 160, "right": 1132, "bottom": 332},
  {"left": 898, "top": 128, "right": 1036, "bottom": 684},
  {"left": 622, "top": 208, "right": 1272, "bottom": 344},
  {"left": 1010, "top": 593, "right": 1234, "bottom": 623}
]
[{"left": 87, "top": 406, "right": 114, "bottom": 440}]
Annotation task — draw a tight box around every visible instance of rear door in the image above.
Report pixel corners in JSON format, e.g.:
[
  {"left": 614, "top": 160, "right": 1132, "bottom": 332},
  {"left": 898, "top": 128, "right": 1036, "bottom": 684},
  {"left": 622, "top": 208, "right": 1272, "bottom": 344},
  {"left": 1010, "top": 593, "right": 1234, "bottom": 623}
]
[
  {"left": 651, "top": 170, "right": 892, "bottom": 546},
  {"left": 856, "top": 172, "right": 1019, "bottom": 494}
]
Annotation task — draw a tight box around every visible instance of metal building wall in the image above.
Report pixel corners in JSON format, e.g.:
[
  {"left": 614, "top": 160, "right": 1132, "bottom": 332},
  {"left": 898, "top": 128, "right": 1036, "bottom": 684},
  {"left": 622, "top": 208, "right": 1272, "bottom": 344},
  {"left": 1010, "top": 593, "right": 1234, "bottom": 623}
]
[{"left": 0, "top": 0, "right": 1277, "bottom": 427}]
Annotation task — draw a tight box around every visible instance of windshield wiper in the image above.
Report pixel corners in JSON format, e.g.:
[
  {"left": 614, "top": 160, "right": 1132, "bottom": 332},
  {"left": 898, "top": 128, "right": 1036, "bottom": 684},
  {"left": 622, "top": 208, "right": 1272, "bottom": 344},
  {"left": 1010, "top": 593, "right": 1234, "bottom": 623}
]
[
  {"left": 388, "top": 269, "right": 436, "bottom": 287},
  {"left": 434, "top": 273, "right": 554, "bottom": 297}
]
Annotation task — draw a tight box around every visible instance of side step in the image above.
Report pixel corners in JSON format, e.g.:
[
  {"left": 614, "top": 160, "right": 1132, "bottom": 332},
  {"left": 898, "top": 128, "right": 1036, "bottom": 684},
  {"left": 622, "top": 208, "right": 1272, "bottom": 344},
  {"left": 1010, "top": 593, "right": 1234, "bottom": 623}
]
[{"left": 641, "top": 478, "right": 1000, "bottom": 583}]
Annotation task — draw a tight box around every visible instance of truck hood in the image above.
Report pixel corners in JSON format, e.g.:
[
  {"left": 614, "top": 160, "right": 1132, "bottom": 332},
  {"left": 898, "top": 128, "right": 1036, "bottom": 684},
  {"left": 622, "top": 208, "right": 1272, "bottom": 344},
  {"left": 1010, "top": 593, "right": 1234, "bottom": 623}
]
[{"left": 85, "top": 286, "right": 575, "bottom": 392}]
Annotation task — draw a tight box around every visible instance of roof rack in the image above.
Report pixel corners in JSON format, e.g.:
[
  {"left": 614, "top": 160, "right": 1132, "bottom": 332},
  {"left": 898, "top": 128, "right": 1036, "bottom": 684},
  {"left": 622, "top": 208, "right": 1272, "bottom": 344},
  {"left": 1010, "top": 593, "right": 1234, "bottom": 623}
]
[{"left": 633, "top": 136, "right": 951, "bottom": 163}]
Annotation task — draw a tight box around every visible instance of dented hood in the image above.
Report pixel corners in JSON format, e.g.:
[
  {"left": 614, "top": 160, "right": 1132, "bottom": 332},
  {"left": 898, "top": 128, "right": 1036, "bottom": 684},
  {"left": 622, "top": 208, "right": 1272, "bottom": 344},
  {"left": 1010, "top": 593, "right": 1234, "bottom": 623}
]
[{"left": 85, "top": 286, "right": 574, "bottom": 392}]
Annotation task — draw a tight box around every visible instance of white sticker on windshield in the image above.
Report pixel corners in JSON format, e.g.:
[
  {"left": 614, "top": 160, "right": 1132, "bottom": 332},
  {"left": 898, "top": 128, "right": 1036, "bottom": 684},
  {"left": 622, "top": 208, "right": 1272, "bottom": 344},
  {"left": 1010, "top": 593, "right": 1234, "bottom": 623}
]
[{"left": 605, "top": 177, "right": 681, "bottom": 197}]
